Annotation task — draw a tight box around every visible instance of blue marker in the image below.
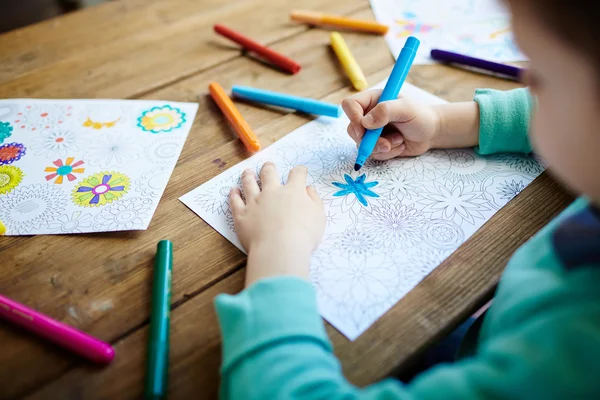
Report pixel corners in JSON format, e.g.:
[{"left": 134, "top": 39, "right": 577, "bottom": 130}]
[
  {"left": 354, "top": 36, "right": 420, "bottom": 171},
  {"left": 231, "top": 85, "right": 342, "bottom": 118}
]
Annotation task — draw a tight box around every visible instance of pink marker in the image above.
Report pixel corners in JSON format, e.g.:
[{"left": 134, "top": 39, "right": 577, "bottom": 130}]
[{"left": 0, "top": 294, "right": 115, "bottom": 364}]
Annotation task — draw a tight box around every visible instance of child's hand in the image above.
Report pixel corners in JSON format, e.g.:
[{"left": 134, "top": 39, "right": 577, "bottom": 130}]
[
  {"left": 342, "top": 90, "right": 441, "bottom": 160},
  {"left": 230, "top": 163, "right": 326, "bottom": 287}
]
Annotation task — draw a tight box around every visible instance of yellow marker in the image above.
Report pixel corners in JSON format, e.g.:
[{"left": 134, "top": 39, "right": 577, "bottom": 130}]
[
  {"left": 0, "top": 220, "right": 6, "bottom": 235},
  {"left": 330, "top": 32, "right": 368, "bottom": 91}
]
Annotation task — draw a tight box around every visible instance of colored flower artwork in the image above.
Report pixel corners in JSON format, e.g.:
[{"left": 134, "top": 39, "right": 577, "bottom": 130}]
[
  {"left": 0, "top": 143, "right": 26, "bottom": 165},
  {"left": 30, "top": 130, "right": 78, "bottom": 158},
  {"left": 331, "top": 174, "right": 380, "bottom": 207},
  {"left": 83, "top": 117, "right": 120, "bottom": 130},
  {"left": 0, "top": 121, "right": 13, "bottom": 143},
  {"left": 45, "top": 158, "right": 85, "bottom": 184},
  {"left": 0, "top": 165, "right": 24, "bottom": 195},
  {"left": 72, "top": 172, "right": 130, "bottom": 207},
  {"left": 13, "top": 104, "right": 73, "bottom": 132},
  {"left": 137, "top": 105, "right": 186, "bottom": 133},
  {"left": 394, "top": 12, "right": 438, "bottom": 37}
]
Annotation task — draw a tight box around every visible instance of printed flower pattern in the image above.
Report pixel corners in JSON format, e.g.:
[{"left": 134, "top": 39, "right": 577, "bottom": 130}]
[
  {"left": 403, "top": 248, "right": 452, "bottom": 287},
  {"left": 311, "top": 119, "right": 347, "bottom": 148},
  {"left": 322, "top": 228, "right": 381, "bottom": 258},
  {"left": 0, "top": 103, "right": 18, "bottom": 121},
  {"left": 277, "top": 145, "right": 324, "bottom": 185},
  {"left": 418, "top": 181, "right": 490, "bottom": 225},
  {"left": 399, "top": 149, "right": 451, "bottom": 181},
  {"left": 46, "top": 211, "right": 93, "bottom": 233},
  {"left": 361, "top": 202, "right": 427, "bottom": 249},
  {"left": 444, "top": 149, "right": 501, "bottom": 183},
  {"left": 93, "top": 197, "right": 153, "bottom": 231},
  {"left": 421, "top": 219, "right": 465, "bottom": 249},
  {"left": 481, "top": 171, "right": 534, "bottom": 209},
  {"left": 363, "top": 159, "right": 394, "bottom": 178},
  {"left": 0, "top": 165, "right": 24, "bottom": 195},
  {"left": 0, "top": 184, "right": 66, "bottom": 234},
  {"left": 72, "top": 172, "right": 130, "bottom": 207},
  {"left": 30, "top": 130, "right": 78, "bottom": 158},
  {"left": 0, "top": 121, "right": 13, "bottom": 143},
  {"left": 87, "top": 133, "right": 139, "bottom": 167},
  {"left": 44, "top": 157, "right": 85, "bottom": 184},
  {"left": 137, "top": 105, "right": 186, "bottom": 133},
  {"left": 135, "top": 167, "right": 171, "bottom": 197},
  {"left": 380, "top": 170, "right": 420, "bottom": 201},
  {"left": 320, "top": 144, "right": 357, "bottom": 175},
  {"left": 0, "top": 143, "right": 26, "bottom": 165},
  {"left": 495, "top": 153, "right": 544, "bottom": 175},
  {"left": 145, "top": 138, "right": 183, "bottom": 165},
  {"left": 12, "top": 104, "right": 72, "bottom": 132},
  {"left": 498, "top": 179, "right": 525, "bottom": 200},
  {"left": 193, "top": 174, "right": 239, "bottom": 215}
]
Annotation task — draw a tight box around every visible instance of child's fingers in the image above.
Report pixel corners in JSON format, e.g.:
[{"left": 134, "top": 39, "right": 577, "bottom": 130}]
[
  {"left": 347, "top": 123, "right": 366, "bottom": 143},
  {"left": 287, "top": 165, "right": 308, "bottom": 187},
  {"left": 307, "top": 185, "right": 322, "bottom": 205},
  {"left": 373, "top": 136, "right": 392, "bottom": 154},
  {"left": 341, "top": 89, "right": 383, "bottom": 124},
  {"left": 259, "top": 162, "right": 279, "bottom": 188},
  {"left": 241, "top": 168, "right": 260, "bottom": 201},
  {"left": 362, "top": 98, "right": 415, "bottom": 130},
  {"left": 229, "top": 187, "right": 245, "bottom": 213},
  {"left": 372, "top": 144, "right": 406, "bottom": 160}
]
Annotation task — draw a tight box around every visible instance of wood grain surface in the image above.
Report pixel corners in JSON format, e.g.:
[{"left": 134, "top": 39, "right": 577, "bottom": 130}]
[{"left": 0, "top": 0, "right": 573, "bottom": 399}]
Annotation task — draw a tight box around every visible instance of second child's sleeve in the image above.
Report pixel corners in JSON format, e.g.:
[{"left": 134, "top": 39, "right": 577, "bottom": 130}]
[{"left": 474, "top": 88, "right": 534, "bottom": 155}]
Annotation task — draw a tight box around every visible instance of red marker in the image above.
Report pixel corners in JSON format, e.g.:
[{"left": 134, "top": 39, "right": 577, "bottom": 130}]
[{"left": 214, "top": 24, "right": 301, "bottom": 74}]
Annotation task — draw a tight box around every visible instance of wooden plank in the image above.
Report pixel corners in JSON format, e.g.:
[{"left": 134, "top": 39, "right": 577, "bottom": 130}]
[
  {"left": 25, "top": 174, "right": 573, "bottom": 399},
  {"left": 0, "top": 0, "right": 369, "bottom": 99}
]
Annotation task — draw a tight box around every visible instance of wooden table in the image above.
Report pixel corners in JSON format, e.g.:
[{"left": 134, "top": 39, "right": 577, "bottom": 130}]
[{"left": 0, "top": 1, "right": 573, "bottom": 399}]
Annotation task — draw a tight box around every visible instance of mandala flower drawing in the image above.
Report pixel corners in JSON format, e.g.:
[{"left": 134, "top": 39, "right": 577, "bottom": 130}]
[
  {"left": 225, "top": 209, "right": 236, "bottom": 233},
  {"left": 93, "top": 197, "right": 153, "bottom": 231},
  {"left": 72, "top": 171, "right": 130, "bottom": 207},
  {"left": 44, "top": 157, "right": 85, "bottom": 184},
  {"left": 380, "top": 170, "right": 420, "bottom": 201},
  {"left": 46, "top": 211, "right": 93, "bottom": 233},
  {"left": 87, "top": 133, "right": 139, "bottom": 167},
  {"left": 30, "top": 130, "right": 78, "bottom": 158},
  {"left": 0, "top": 143, "right": 26, "bottom": 165},
  {"left": 444, "top": 149, "right": 501, "bottom": 183},
  {"left": 325, "top": 210, "right": 339, "bottom": 227},
  {"left": 403, "top": 248, "right": 452, "bottom": 287},
  {"left": 135, "top": 167, "right": 171, "bottom": 198},
  {"left": 193, "top": 174, "right": 240, "bottom": 215},
  {"left": 361, "top": 202, "right": 426, "bottom": 249},
  {"left": 0, "top": 121, "right": 13, "bottom": 143},
  {"left": 320, "top": 144, "right": 357, "bottom": 175},
  {"left": 498, "top": 179, "right": 525, "bottom": 201},
  {"left": 277, "top": 145, "right": 325, "bottom": 185},
  {"left": 421, "top": 219, "right": 465, "bottom": 249},
  {"left": 418, "top": 181, "right": 491, "bottom": 225},
  {"left": 137, "top": 105, "right": 186, "bottom": 133},
  {"left": 13, "top": 104, "right": 72, "bottom": 132},
  {"left": 0, "top": 184, "right": 66, "bottom": 233},
  {"left": 363, "top": 158, "right": 394, "bottom": 179},
  {"left": 399, "top": 149, "right": 451, "bottom": 181},
  {"left": 495, "top": 153, "right": 544, "bottom": 175},
  {"left": 0, "top": 165, "right": 24, "bottom": 195},
  {"left": 145, "top": 138, "right": 183, "bottom": 166},
  {"left": 320, "top": 173, "right": 380, "bottom": 216},
  {"left": 311, "top": 119, "right": 346, "bottom": 148},
  {"left": 321, "top": 228, "right": 381, "bottom": 258}
]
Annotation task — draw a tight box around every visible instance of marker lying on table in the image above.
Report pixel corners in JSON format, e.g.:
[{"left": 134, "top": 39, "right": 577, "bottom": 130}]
[
  {"left": 0, "top": 294, "right": 114, "bottom": 364},
  {"left": 214, "top": 24, "right": 301, "bottom": 74},
  {"left": 232, "top": 85, "right": 342, "bottom": 118},
  {"left": 354, "top": 36, "right": 420, "bottom": 171},
  {"left": 430, "top": 49, "right": 522, "bottom": 80},
  {"left": 145, "top": 240, "right": 173, "bottom": 400},
  {"left": 290, "top": 10, "right": 389, "bottom": 35},
  {"left": 209, "top": 82, "right": 261, "bottom": 153},
  {"left": 330, "top": 32, "right": 368, "bottom": 91}
]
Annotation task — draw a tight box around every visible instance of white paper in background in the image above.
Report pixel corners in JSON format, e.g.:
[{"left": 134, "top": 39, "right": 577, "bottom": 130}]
[
  {"left": 369, "top": 0, "right": 527, "bottom": 64},
  {"left": 180, "top": 82, "right": 543, "bottom": 340},
  {"left": 0, "top": 99, "right": 198, "bottom": 235}
]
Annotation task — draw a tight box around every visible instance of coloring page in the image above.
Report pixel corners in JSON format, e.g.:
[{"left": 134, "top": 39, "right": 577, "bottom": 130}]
[
  {"left": 180, "top": 82, "right": 543, "bottom": 340},
  {"left": 0, "top": 99, "right": 198, "bottom": 235},
  {"left": 370, "top": 0, "right": 526, "bottom": 64}
]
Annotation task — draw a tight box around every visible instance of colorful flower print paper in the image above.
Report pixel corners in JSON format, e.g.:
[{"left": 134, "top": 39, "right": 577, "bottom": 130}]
[
  {"left": 180, "top": 82, "right": 544, "bottom": 340},
  {"left": 0, "top": 99, "right": 198, "bottom": 235}
]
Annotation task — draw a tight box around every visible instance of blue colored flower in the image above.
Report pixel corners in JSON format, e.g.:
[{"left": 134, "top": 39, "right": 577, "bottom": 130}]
[
  {"left": 137, "top": 105, "right": 186, "bottom": 133},
  {"left": 331, "top": 174, "right": 379, "bottom": 207},
  {"left": 0, "top": 121, "right": 13, "bottom": 143}
]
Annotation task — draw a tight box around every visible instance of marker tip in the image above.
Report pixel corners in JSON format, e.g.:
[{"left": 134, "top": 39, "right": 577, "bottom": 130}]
[{"left": 354, "top": 163, "right": 361, "bottom": 171}]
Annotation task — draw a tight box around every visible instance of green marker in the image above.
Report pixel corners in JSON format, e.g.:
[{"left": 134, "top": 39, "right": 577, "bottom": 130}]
[{"left": 145, "top": 240, "right": 173, "bottom": 400}]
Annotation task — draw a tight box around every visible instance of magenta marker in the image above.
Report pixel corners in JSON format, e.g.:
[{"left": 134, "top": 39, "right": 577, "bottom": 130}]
[{"left": 0, "top": 294, "right": 115, "bottom": 364}]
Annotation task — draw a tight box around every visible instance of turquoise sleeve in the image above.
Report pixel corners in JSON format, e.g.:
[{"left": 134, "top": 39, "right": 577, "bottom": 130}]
[
  {"left": 474, "top": 88, "right": 534, "bottom": 155},
  {"left": 215, "top": 276, "right": 600, "bottom": 400}
]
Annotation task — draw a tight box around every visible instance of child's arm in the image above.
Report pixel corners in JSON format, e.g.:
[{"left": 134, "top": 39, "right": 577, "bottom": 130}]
[{"left": 342, "top": 88, "right": 534, "bottom": 159}]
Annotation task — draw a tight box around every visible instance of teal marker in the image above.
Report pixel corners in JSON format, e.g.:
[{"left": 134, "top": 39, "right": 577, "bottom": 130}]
[
  {"left": 354, "top": 36, "right": 420, "bottom": 170},
  {"left": 231, "top": 85, "right": 342, "bottom": 118},
  {"left": 145, "top": 240, "right": 173, "bottom": 400}
]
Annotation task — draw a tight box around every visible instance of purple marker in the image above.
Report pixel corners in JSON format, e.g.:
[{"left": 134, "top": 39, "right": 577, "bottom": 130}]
[{"left": 430, "top": 49, "right": 522, "bottom": 79}]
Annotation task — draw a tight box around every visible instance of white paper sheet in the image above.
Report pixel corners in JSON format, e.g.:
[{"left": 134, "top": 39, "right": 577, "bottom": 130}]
[
  {"left": 370, "top": 0, "right": 526, "bottom": 64},
  {"left": 0, "top": 99, "right": 198, "bottom": 235},
  {"left": 180, "top": 82, "right": 543, "bottom": 340}
]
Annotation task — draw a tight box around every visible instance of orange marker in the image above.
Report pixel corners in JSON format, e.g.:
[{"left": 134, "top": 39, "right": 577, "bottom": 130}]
[
  {"left": 208, "top": 82, "right": 261, "bottom": 153},
  {"left": 290, "top": 10, "right": 389, "bottom": 35}
]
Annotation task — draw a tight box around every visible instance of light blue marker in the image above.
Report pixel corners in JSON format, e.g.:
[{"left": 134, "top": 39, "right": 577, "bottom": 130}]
[
  {"left": 354, "top": 36, "right": 420, "bottom": 171},
  {"left": 231, "top": 85, "right": 342, "bottom": 118}
]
